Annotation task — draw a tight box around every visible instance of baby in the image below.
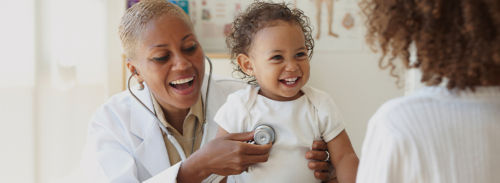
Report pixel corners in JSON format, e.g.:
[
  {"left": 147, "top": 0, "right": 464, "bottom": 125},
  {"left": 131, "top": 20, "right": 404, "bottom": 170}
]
[{"left": 215, "top": 2, "right": 358, "bottom": 183}]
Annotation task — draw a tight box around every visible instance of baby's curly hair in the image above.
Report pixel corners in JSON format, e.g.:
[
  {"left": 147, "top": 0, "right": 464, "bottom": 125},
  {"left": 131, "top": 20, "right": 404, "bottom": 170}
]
[
  {"left": 360, "top": 0, "right": 500, "bottom": 90},
  {"left": 226, "top": 2, "right": 314, "bottom": 85}
]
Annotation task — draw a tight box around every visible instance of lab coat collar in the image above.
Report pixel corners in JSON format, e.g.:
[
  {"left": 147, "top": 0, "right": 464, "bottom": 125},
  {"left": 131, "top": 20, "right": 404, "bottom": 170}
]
[
  {"left": 128, "top": 74, "right": 211, "bottom": 177},
  {"left": 129, "top": 85, "right": 170, "bottom": 176},
  {"left": 129, "top": 84, "right": 155, "bottom": 140}
]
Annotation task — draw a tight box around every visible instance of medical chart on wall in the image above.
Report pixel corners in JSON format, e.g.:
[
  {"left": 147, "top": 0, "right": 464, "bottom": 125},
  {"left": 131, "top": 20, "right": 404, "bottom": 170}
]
[
  {"left": 189, "top": 0, "right": 253, "bottom": 53},
  {"left": 127, "top": 0, "right": 365, "bottom": 53},
  {"left": 190, "top": 0, "right": 364, "bottom": 53},
  {"left": 295, "top": 0, "right": 365, "bottom": 53}
]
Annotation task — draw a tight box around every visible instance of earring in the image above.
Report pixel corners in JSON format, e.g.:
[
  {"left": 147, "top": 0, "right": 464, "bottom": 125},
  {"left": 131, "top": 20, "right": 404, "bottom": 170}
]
[
  {"left": 137, "top": 81, "right": 145, "bottom": 90},
  {"left": 134, "top": 70, "right": 144, "bottom": 90}
]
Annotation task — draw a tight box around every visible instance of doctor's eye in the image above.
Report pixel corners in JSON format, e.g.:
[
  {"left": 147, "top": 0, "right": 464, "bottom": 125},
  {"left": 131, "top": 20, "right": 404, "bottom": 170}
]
[
  {"left": 183, "top": 42, "right": 198, "bottom": 53},
  {"left": 152, "top": 53, "right": 170, "bottom": 62}
]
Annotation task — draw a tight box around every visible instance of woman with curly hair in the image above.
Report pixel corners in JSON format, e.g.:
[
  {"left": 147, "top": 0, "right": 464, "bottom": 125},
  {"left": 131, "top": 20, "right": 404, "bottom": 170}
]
[{"left": 357, "top": 0, "right": 500, "bottom": 182}]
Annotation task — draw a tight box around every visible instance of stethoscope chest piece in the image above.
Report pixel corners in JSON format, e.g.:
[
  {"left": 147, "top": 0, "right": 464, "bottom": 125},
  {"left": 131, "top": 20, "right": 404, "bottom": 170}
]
[{"left": 253, "top": 124, "right": 275, "bottom": 145}]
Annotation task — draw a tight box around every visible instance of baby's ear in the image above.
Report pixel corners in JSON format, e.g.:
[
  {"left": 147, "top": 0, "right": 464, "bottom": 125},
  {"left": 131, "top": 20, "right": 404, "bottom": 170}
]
[{"left": 237, "top": 53, "right": 254, "bottom": 76}]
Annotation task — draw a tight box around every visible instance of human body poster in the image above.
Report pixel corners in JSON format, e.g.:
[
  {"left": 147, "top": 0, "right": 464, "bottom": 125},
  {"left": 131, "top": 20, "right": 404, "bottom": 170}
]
[{"left": 128, "top": 0, "right": 364, "bottom": 53}]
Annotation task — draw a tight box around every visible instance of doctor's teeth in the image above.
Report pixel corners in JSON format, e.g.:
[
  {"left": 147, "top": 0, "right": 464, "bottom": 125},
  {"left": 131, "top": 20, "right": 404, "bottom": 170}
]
[{"left": 170, "top": 77, "right": 194, "bottom": 85}]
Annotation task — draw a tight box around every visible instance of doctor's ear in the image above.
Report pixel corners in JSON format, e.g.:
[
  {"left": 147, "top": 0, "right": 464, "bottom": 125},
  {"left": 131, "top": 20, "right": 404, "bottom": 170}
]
[
  {"left": 126, "top": 62, "right": 141, "bottom": 76},
  {"left": 237, "top": 53, "right": 254, "bottom": 76},
  {"left": 126, "top": 62, "right": 145, "bottom": 90}
]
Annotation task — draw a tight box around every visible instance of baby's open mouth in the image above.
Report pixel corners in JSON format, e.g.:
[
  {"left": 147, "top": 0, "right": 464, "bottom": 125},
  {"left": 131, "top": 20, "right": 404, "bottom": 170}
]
[
  {"left": 169, "top": 76, "right": 194, "bottom": 90},
  {"left": 279, "top": 77, "right": 300, "bottom": 86}
]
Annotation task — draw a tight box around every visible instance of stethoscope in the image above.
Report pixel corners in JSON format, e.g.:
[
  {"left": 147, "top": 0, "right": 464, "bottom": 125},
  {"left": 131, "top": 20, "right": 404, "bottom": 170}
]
[
  {"left": 127, "top": 56, "right": 277, "bottom": 160},
  {"left": 127, "top": 56, "right": 214, "bottom": 161}
]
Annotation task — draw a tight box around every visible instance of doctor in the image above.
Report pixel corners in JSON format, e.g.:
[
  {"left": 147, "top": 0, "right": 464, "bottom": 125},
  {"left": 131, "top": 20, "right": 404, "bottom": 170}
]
[{"left": 83, "top": 0, "right": 334, "bottom": 182}]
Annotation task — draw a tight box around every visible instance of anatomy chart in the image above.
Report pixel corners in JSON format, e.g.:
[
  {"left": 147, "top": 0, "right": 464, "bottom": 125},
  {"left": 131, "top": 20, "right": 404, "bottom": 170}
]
[
  {"left": 128, "top": 0, "right": 365, "bottom": 53},
  {"left": 191, "top": 0, "right": 364, "bottom": 53}
]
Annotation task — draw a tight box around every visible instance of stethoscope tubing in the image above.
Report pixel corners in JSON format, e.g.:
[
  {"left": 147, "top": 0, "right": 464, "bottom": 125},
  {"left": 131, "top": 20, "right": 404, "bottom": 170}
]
[{"left": 127, "top": 56, "right": 213, "bottom": 161}]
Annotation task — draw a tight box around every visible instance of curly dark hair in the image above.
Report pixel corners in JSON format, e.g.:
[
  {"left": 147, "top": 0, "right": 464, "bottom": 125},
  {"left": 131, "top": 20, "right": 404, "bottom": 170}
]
[
  {"left": 360, "top": 0, "right": 500, "bottom": 90},
  {"left": 226, "top": 2, "right": 314, "bottom": 85}
]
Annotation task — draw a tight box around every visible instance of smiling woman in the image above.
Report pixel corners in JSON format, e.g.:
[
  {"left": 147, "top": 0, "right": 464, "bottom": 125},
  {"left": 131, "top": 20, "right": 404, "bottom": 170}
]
[{"left": 127, "top": 14, "right": 205, "bottom": 116}]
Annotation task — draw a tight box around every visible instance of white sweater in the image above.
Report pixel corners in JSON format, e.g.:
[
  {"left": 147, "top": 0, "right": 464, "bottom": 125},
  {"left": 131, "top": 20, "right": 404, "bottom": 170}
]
[{"left": 357, "top": 86, "right": 500, "bottom": 183}]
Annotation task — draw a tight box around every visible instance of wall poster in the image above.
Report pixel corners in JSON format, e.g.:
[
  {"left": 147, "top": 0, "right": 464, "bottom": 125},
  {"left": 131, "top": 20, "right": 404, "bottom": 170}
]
[{"left": 126, "top": 0, "right": 365, "bottom": 54}]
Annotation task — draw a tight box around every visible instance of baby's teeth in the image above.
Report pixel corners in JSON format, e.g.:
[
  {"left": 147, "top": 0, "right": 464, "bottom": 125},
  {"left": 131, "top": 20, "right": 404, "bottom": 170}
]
[
  {"left": 284, "top": 77, "right": 297, "bottom": 82},
  {"left": 171, "top": 77, "right": 194, "bottom": 85}
]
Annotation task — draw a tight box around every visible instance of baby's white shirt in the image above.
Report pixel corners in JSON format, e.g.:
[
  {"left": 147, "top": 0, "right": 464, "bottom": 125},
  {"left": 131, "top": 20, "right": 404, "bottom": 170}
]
[{"left": 214, "top": 85, "right": 345, "bottom": 183}]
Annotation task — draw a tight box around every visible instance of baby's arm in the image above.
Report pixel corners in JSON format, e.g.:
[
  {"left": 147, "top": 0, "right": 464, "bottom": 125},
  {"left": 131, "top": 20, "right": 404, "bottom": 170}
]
[
  {"left": 327, "top": 130, "right": 359, "bottom": 183},
  {"left": 216, "top": 127, "right": 230, "bottom": 138}
]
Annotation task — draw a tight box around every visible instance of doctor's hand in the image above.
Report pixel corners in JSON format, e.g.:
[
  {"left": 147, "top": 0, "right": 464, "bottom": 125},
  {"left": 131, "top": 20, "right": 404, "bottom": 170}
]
[
  {"left": 306, "top": 140, "right": 338, "bottom": 183},
  {"left": 178, "top": 132, "right": 272, "bottom": 183}
]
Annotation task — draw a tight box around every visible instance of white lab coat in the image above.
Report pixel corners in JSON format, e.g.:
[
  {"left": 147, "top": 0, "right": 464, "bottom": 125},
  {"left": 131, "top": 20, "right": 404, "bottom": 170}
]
[{"left": 81, "top": 75, "right": 247, "bottom": 183}]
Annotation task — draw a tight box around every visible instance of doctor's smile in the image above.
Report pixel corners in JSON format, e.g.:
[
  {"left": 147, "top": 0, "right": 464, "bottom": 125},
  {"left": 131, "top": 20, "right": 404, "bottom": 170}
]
[{"left": 168, "top": 75, "right": 196, "bottom": 95}]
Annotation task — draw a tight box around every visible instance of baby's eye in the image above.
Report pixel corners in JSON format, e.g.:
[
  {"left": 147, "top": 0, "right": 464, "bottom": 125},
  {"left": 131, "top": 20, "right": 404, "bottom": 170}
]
[
  {"left": 295, "top": 52, "right": 307, "bottom": 58},
  {"left": 152, "top": 54, "right": 170, "bottom": 62},
  {"left": 270, "top": 55, "right": 284, "bottom": 60}
]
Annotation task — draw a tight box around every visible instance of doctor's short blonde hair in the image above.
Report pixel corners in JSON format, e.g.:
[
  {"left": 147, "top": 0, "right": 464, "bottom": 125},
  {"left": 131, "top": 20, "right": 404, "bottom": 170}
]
[{"left": 119, "top": 0, "right": 192, "bottom": 59}]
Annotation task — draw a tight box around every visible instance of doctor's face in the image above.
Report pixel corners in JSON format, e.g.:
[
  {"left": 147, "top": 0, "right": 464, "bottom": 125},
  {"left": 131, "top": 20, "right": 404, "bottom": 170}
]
[{"left": 132, "top": 15, "right": 205, "bottom": 112}]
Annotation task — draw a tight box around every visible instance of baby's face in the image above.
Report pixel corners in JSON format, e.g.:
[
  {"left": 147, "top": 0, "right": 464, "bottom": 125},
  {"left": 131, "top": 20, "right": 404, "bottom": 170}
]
[{"left": 246, "top": 20, "right": 310, "bottom": 101}]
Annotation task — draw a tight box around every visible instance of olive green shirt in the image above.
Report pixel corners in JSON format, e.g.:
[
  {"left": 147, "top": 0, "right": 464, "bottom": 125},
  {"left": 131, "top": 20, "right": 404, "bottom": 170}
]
[{"left": 151, "top": 94, "right": 204, "bottom": 164}]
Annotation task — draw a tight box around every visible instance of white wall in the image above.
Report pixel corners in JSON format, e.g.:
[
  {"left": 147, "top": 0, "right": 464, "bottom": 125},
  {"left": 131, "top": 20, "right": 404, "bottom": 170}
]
[
  {"left": 0, "top": 1, "right": 36, "bottom": 182},
  {"left": 106, "top": 0, "right": 127, "bottom": 96},
  {"left": 308, "top": 52, "right": 404, "bottom": 153},
  {"left": 34, "top": 0, "right": 109, "bottom": 182},
  {"left": 0, "top": 88, "right": 36, "bottom": 183}
]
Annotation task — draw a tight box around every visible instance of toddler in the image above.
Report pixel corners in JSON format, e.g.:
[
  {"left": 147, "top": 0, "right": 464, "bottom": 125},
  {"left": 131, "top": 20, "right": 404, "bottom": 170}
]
[{"left": 215, "top": 2, "right": 358, "bottom": 183}]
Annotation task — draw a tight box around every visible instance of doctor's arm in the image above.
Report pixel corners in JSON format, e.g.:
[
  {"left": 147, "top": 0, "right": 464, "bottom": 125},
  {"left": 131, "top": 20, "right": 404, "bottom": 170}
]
[
  {"left": 177, "top": 129, "right": 272, "bottom": 183},
  {"left": 306, "top": 140, "right": 339, "bottom": 182}
]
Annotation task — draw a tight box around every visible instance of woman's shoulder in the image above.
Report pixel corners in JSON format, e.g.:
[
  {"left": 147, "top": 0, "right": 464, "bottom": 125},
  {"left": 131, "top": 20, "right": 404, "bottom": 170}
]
[
  {"left": 91, "top": 88, "right": 150, "bottom": 128},
  {"left": 97, "top": 90, "right": 136, "bottom": 114},
  {"left": 367, "top": 93, "right": 436, "bottom": 137},
  {"left": 373, "top": 91, "right": 439, "bottom": 120}
]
